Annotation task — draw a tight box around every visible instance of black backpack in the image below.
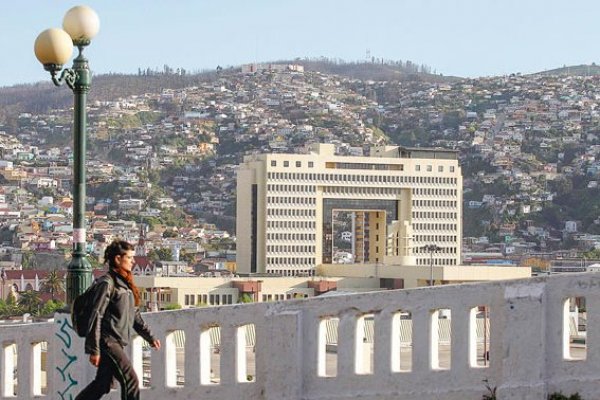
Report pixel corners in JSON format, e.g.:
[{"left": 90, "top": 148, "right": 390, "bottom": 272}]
[{"left": 71, "top": 274, "right": 114, "bottom": 337}]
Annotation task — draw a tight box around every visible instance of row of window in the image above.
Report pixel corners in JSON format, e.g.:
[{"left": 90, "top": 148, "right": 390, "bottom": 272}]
[
  {"left": 267, "top": 172, "right": 458, "bottom": 185},
  {"left": 415, "top": 165, "right": 455, "bottom": 173},
  {"left": 270, "top": 160, "right": 315, "bottom": 168},
  {"left": 413, "top": 235, "right": 458, "bottom": 243},
  {"left": 413, "top": 223, "right": 458, "bottom": 232},
  {"left": 267, "top": 184, "right": 317, "bottom": 193},
  {"left": 141, "top": 291, "right": 171, "bottom": 303},
  {"left": 412, "top": 200, "right": 458, "bottom": 208},
  {"left": 267, "top": 257, "right": 316, "bottom": 265},
  {"left": 416, "top": 258, "right": 457, "bottom": 266},
  {"left": 184, "top": 294, "right": 235, "bottom": 306},
  {"left": 323, "top": 186, "right": 401, "bottom": 196},
  {"left": 414, "top": 246, "right": 458, "bottom": 254},
  {"left": 266, "top": 245, "right": 316, "bottom": 253},
  {"left": 413, "top": 188, "right": 458, "bottom": 196},
  {"left": 267, "top": 196, "right": 316, "bottom": 205},
  {"left": 267, "top": 233, "right": 316, "bottom": 241},
  {"left": 266, "top": 269, "right": 315, "bottom": 277},
  {"left": 262, "top": 293, "right": 309, "bottom": 301},
  {"left": 267, "top": 220, "right": 317, "bottom": 229},
  {"left": 412, "top": 211, "right": 458, "bottom": 219},
  {"left": 267, "top": 208, "right": 316, "bottom": 217}
]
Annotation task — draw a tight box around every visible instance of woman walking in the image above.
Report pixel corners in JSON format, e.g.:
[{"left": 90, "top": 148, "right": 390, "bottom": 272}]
[{"left": 76, "top": 240, "right": 161, "bottom": 400}]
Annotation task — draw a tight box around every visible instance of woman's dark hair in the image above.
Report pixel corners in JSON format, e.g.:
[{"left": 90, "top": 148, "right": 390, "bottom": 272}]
[
  {"left": 104, "top": 240, "right": 135, "bottom": 269},
  {"left": 104, "top": 240, "right": 141, "bottom": 306}
]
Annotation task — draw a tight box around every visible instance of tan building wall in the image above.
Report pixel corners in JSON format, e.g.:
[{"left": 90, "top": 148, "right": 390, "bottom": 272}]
[
  {"left": 237, "top": 143, "right": 463, "bottom": 276},
  {"left": 134, "top": 275, "right": 381, "bottom": 309},
  {"left": 318, "top": 264, "right": 532, "bottom": 288}
]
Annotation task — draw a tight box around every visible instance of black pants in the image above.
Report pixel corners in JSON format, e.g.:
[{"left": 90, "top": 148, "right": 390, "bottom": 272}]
[{"left": 75, "top": 339, "right": 140, "bottom": 400}]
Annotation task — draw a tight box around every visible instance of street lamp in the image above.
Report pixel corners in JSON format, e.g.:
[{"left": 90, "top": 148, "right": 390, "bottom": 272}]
[
  {"left": 34, "top": 5, "right": 100, "bottom": 304},
  {"left": 421, "top": 244, "right": 442, "bottom": 286}
]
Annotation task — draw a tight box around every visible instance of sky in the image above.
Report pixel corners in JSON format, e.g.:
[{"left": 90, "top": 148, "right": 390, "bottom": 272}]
[{"left": 2, "top": 0, "right": 600, "bottom": 87}]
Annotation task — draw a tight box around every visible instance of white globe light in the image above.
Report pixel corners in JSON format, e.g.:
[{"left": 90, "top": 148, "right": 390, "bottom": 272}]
[
  {"left": 34, "top": 28, "right": 74, "bottom": 66},
  {"left": 63, "top": 5, "right": 100, "bottom": 44}
]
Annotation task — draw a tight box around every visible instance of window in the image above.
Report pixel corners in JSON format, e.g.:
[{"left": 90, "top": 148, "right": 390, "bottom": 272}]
[
  {"left": 415, "top": 165, "right": 420, "bottom": 171},
  {"left": 271, "top": 160, "right": 276, "bottom": 167},
  {"left": 450, "top": 166, "right": 455, "bottom": 173},
  {"left": 438, "top": 166, "right": 443, "bottom": 172},
  {"left": 308, "top": 161, "right": 314, "bottom": 168},
  {"left": 296, "top": 161, "right": 301, "bottom": 167},
  {"left": 427, "top": 165, "right": 432, "bottom": 172},
  {"left": 284, "top": 161, "right": 289, "bottom": 167}
]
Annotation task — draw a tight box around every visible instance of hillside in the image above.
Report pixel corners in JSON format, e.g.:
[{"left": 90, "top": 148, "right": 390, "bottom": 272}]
[
  {"left": 278, "top": 59, "right": 460, "bottom": 82},
  {"left": 533, "top": 63, "right": 600, "bottom": 77}
]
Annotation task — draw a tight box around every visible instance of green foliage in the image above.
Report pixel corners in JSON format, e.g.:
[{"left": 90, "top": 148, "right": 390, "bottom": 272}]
[
  {"left": 583, "top": 248, "right": 600, "bottom": 259},
  {"left": 39, "top": 300, "right": 65, "bottom": 316},
  {"left": 21, "top": 251, "right": 37, "bottom": 270},
  {"left": 0, "top": 297, "right": 20, "bottom": 318},
  {"left": 162, "top": 229, "right": 179, "bottom": 238},
  {"left": 162, "top": 303, "right": 182, "bottom": 310},
  {"left": 179, "top": 249, "right": 196, "bottom": 264},
  {"left": 148, "top": 247, "right": 172, "bottom": 261},
  {"left": 17, "top": 290, "right": 42, "bottom": 315},
  {"left": 239, "top": 293, "right": 254, "bottom": 303},
  {"left": 39, "top": 269, "right": 64, "bottom": 301}
]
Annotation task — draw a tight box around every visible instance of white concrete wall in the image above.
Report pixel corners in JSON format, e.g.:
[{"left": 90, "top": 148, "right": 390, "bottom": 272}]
[{"left": 1, "top": 273, "right": 599, "bottom": 399}]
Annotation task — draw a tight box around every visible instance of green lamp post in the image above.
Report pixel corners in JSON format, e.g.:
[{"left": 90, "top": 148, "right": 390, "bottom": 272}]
[{"left": 34, "top": 5, "right": 100, "bottom": 304}]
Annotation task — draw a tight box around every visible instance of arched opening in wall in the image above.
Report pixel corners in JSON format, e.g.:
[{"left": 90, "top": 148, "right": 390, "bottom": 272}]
[
  {"left": 2, "top": 343, "right": 17, "bottom": 397},
  {"left": 200, "top": 325, "right": 221, "bottom": 385},
  {"left": 134, "top": 336, "right": 151, "bottom": 389},
  {"left": 431, "top": 308, "right": 451, "bottom": 370},
  {"left": 236, "top": 324, "right": 256, "bottom": 383},
  {"left": 318, "top": 317, "right": 338, "bottom": 377},
  {"left": 563, "top": 296, "right": 586, "bottom": 361},
  {"left": 165, "top": 330, "right": 185, "bottom": 387},
  {"left": 356, "top": 314, "right": 374, "bottom": 375},
  {"left": 32, "top": 341, "right": 48, "bottom": 395},
  {"left": 392, "top": 311, "right": 412, "bottom": 372},
  {"left": 470, "top": 306, "right": 490, "bottom": 368}
]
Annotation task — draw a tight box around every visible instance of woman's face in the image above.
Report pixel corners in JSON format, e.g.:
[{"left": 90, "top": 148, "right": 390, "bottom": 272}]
[{"left": 115, "top": 250, "right": 135, "bottom": 272}]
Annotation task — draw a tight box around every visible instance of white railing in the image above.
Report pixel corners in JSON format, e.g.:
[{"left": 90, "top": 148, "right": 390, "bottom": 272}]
[{"left": 0, "top": 273, "right": 598, "bottom": 399}]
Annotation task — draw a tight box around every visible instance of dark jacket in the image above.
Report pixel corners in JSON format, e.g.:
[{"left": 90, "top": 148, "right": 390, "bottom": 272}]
[{"left": 85, "top": 271, "right": 155, "bottom": 355}]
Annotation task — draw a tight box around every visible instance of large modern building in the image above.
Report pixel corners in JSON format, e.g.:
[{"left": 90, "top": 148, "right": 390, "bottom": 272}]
[{"left": 236, "top": 143, "right": 463, "bottom": 276}]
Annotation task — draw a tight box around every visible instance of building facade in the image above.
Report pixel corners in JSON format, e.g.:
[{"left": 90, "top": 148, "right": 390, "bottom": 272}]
[{"left": 236, "top": 143, "right": 462, "bottom": 276}]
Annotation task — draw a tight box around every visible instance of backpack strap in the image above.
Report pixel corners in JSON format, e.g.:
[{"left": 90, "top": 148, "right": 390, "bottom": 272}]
[{"left": 94, "top": 272, "right": 116, "bottom": 301}]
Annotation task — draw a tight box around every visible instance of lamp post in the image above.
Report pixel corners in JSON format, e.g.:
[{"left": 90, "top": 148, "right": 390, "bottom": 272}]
[
  {"left": 34, "top": 5, "right": 100, "bottom": 304},
  {"left": 421, "top": 244, "right": 442, "bottom": 286}
]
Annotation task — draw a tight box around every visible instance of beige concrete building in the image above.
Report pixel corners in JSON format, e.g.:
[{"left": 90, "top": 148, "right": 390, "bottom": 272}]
[
  {"left": 237, "top": 143, "right": 463, "bottom": 276},
  {"left": 134, "top": 275, "right": 380, "bottom": 309}
]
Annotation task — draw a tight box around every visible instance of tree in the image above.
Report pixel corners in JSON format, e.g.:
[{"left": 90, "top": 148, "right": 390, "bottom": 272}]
[
  {"left": 162, "top": 229, "right": 178, "bottom": 238},
  {"left": 179, "top": 249, "right": 196, "bottom": 264},
  {"left": 21, "top": 251, "right": 37, "bottom": 270},
  {"left": 40, "top": 269, "right": 64, "bottom": 301},
  {"left": 39, "top": 299, "right": 65, "bottom": 316},
  {"left": 148, "top": 248, "right": 172, "bottom": 261},
  {"left": 17, "top": 290, "right": 42, "bottom": 316},
  {"left": 239, "top": 293, "right": 254, "bottom": 303}
]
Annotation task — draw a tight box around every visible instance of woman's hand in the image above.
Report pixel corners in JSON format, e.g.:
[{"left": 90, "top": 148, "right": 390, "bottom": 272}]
[
  {"left": 151, "top": 339, "right": 161, "bottom": 350},
  {"left": 89, "top": 354, "right": 100, "bottom": 367}
]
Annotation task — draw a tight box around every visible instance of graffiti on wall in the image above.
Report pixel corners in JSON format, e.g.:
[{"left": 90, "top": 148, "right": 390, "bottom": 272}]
[{"left": 55, "top": 315, "right": 79, "bottom": 400}]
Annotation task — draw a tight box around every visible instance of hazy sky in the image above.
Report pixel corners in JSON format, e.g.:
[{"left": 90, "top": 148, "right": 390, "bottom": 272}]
[{"left": 2, "top": 0, "right": 599, "bottom": 87}]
